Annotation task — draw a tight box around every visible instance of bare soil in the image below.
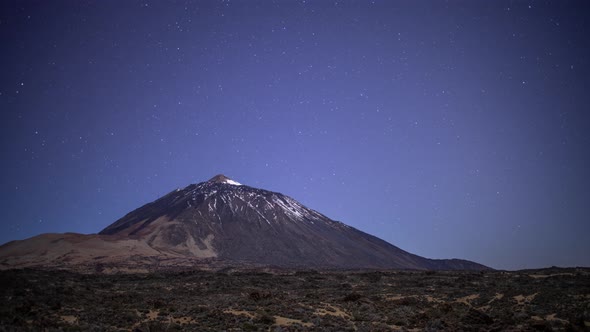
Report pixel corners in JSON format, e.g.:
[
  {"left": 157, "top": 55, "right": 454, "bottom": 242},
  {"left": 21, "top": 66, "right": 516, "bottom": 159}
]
[{"left": 1, "top": 267, "right": 589, "bottom": 331}]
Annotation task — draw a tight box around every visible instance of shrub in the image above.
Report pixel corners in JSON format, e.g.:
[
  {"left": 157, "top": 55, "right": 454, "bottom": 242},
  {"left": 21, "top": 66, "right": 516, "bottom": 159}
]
[
  {"left": 343, "top": 292, "right": 362, "bottom": 302},
  {"left": 255, "top": 312, "right": 275, "bottom": 325}
]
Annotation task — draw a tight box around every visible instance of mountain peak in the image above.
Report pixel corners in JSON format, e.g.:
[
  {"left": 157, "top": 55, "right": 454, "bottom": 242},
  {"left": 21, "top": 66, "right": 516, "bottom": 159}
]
[
  {"left": 208, "top": 174, "right": 241, "bottom": 186},
  {"left": 0, "top": 174, "right": 489, "bottom": 271}
]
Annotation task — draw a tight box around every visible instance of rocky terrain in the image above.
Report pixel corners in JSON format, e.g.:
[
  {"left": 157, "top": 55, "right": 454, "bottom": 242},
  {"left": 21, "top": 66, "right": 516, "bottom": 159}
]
[{"left": 1, "top": 267, "right": 589, "bottom": 331}]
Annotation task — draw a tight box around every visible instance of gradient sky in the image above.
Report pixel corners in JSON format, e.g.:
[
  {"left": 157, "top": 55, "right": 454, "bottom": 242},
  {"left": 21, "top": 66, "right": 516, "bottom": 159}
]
[{"left": 1, "top": 1, "right": 589, "bottom": 270}]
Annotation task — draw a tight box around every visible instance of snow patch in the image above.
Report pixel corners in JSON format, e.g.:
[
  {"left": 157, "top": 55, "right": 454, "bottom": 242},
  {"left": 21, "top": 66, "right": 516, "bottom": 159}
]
[
  {"left": 223, "top": 179, "right": 242, "bottom": 186},
  {"left": 273, "top": 196, "right": 306, "bottom": 220}
]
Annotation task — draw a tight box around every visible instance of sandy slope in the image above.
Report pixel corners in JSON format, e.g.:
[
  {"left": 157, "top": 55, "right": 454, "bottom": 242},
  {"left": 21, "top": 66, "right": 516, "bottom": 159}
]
[{"left": 0, "top": 230, "right": 217, "bottom": 271}]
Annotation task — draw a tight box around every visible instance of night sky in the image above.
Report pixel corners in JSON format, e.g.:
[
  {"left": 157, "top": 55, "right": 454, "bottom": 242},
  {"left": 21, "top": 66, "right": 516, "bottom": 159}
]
[{"left": 1, "top": 1, "right": 589, "bottom": 270}]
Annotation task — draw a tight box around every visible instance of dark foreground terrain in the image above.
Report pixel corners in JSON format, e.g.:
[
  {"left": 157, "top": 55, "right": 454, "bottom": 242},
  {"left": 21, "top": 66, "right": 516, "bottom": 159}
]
[{"left": 1, "top": 268, "right": 589, "bottom": 331}]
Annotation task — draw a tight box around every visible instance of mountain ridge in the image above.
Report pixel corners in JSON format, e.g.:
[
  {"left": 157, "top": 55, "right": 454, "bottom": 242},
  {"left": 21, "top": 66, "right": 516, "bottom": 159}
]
[{"left": 0, "top": 175, "right": 490, "bottom": 272}]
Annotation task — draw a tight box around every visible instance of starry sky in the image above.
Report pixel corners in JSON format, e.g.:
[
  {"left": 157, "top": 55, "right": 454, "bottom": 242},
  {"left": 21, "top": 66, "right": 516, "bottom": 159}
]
[{"left": 1, "top": 1, "right": 589, "bottom": 270}]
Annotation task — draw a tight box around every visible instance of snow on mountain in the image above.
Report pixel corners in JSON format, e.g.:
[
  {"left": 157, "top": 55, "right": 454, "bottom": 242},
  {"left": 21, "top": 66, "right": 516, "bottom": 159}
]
[{"left": 0, "top": 174, "right": 490, "bottom": 271}]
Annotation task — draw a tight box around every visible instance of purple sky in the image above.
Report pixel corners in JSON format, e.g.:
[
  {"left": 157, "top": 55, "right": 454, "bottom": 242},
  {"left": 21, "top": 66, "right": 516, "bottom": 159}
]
[{"left": 1, "top": 1, "right": 589, "bottom": 270}]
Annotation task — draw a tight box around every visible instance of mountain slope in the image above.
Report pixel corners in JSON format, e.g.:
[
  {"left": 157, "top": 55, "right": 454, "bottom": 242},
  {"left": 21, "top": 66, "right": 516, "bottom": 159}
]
[
  {"left": 0, "top": 175, "right": 489, "bottom": 271},
  {"left": 97, "top": 174, "right": 486, "bottom": 270}
]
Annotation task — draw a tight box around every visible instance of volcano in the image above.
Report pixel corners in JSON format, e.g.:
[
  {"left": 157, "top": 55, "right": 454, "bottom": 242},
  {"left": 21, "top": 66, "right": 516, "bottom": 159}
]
[{"left": 0, "top": 175, "right": 489, "bottom": 271}]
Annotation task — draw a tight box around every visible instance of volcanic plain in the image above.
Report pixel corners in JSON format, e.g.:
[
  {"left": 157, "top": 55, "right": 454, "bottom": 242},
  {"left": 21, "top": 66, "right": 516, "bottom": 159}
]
[{"left": 1, "top": 267, "right": 589, "bottom": 331}]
